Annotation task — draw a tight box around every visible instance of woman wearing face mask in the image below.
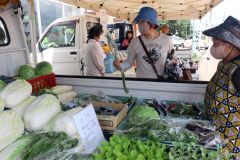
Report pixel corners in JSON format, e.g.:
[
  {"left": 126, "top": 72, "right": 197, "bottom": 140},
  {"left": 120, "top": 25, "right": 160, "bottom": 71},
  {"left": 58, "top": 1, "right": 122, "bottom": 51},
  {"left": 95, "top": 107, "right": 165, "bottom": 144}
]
[
  {"left": 203, "top": 16, "right": 240, "bottom": 159},
  {"left": 84, "top": 24, "right": 106, "bottom": 77},
  {"left": 114, "top": 7, "right": 174, "bottom": 79}
]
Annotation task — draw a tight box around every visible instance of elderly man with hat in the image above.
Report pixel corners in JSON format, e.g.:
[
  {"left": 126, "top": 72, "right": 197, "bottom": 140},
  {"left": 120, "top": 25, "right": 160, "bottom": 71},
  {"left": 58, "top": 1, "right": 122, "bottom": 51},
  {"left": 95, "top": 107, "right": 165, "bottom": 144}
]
[
  {"left": 204, "top": 16, "right": 240, "bottom": 159},
  {"left": 114, "top": 7, "right": 174, "bottom": 79}
]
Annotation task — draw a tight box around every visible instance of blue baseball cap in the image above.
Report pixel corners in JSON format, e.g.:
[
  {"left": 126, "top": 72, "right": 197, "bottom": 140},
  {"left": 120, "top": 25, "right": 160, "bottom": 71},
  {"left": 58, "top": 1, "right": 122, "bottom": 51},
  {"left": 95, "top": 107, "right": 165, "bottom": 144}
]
[{"left": 134, "top": 7, "right": 159, "bottom": 26}]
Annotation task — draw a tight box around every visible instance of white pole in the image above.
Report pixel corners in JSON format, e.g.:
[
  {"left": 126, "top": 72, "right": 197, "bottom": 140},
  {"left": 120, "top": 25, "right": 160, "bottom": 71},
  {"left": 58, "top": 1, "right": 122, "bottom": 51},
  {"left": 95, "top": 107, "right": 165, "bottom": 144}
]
[
  {"left": 62, "top": 3, "right": 65, "bottom": 17},
  {"left": 36, "top": 0, "right": 42, "bottom": 36},
  {"left": 28, "top": 0, "right": 37, "bottom": 65}
]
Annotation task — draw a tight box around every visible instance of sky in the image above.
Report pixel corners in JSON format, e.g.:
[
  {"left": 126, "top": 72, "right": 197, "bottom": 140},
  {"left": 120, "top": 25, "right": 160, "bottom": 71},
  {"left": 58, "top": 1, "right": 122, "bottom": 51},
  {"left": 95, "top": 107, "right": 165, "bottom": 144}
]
[{"left": 197, "top": 0, "right": 240, "bottom": 30}]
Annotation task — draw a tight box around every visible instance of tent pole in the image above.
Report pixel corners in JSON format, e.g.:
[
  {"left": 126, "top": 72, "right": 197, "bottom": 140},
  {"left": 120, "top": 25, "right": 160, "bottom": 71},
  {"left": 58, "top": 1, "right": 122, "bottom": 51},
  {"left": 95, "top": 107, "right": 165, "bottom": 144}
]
[
  {"left": 28, "top": 0, "right": 37, "bottom": 65},
  {"left": 36, "top": 0, "right": 42, "bottom": 36}
]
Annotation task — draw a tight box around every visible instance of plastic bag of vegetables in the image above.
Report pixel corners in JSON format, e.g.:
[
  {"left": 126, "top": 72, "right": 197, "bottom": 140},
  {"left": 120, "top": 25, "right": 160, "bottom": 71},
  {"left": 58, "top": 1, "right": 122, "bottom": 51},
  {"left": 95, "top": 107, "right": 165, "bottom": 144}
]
[
  {"left": 0, "top": 136, "right": 32, "bottom": 160},
  {"left": 24, "top": 94, "right": 61, "bottom": 131},
  {"left": 21, "top": 132, "right": 81, "bottom": 160},
  {"left": 44, "top": 107, "right": 83, "bottom": 139},
  {"left": 0, "top": 80, "right": 32, "bottom": 109},
  {"left": 0, "top": 110, "right": 24, "bottom": 151},
  {"left": 0, "top": 132, "right": 84, "bottom": 160}
]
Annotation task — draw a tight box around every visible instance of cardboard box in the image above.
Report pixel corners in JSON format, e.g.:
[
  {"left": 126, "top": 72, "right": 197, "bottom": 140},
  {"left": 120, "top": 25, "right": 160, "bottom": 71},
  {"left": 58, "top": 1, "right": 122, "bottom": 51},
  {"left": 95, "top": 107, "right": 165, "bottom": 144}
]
[{"left": 93, "top": 102, "right": 128, "bottom": 130}]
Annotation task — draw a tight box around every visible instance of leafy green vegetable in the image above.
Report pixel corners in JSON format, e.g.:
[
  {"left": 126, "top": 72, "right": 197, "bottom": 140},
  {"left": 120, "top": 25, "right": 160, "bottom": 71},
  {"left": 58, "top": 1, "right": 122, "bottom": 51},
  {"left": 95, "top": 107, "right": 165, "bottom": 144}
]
[
  {"left": 120, "top": 69, "right": 129, "bottom": 94},
  {"left": 117, "top": 114, "right": 199, "bottom": 144},
  {"left": 0, "top": 136, "right": 32, "bottom": 160},
  {"left": 169, "top": 142, "right": 220, "bottom": 160},
  {"left": 130, "top": 105, "right": 160, "bottom": 124},
  {"left": 22, "top": 132, "right": 79, "bottom": 160},
  {"left": 168, "top": 103, "right": 199, "bottom": 116},
  {"left": 94, "top": 135, "right": 169, "bottom": 160},
  {"left": 35, "top": 61, "right": 53, "bottom": 76},
  {"left": 18, "top": 64, "right": 36, "bottom": 80},
  {"left": 0, "top": 80, "right": 6, "bottom": 90}
]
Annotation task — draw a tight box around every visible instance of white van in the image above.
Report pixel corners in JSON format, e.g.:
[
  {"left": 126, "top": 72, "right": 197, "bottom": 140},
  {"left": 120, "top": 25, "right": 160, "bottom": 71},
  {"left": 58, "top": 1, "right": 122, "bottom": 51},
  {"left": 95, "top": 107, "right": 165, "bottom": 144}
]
[{"left": 36, "top": 14, "right": 100, "bottom": 75}]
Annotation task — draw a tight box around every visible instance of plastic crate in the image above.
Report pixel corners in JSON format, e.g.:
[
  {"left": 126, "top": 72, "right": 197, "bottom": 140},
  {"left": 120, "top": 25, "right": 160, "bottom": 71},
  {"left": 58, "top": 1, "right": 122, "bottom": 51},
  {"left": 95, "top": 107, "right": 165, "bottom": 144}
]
[{"left": 27, "top": 73, "right": 56, "bottom": 94}]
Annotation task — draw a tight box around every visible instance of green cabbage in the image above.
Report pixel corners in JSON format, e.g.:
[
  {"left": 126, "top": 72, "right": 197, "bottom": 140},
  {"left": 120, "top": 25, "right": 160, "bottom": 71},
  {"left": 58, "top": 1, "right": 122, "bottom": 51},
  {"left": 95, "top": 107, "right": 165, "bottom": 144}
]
[
  {"left": 24, "top": 94, "right": 61, "bottom": 131},
  {"left": 0, "top": 97, "right": 4, "bottom": 111},
  {"left": 0, "top": 136, "right": 32, "bottom": 160},
  {"left": 130, "top": 105, "right": 160, "bottom": 124},
  {"left": 35, "top": 61, "right": 53, "bottom": 76},
  {"left": 18, "top": 64, "right": 36, "bottom": 80},
  {"left": 0, "top": 110, "right": 24, "bottom": 151},
  {"left": 0, "top": 80, "right": 6, "bottom": 90}
]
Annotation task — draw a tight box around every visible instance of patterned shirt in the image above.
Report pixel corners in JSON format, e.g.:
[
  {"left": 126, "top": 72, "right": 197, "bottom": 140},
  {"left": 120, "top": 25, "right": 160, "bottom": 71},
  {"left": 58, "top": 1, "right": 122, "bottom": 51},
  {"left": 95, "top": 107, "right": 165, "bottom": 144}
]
[
  {"left": 204, "top": 56, "right": 240, "bottom": 158},
  {"left": 120, "top": 34, "right": 173, "bottom": 78}
]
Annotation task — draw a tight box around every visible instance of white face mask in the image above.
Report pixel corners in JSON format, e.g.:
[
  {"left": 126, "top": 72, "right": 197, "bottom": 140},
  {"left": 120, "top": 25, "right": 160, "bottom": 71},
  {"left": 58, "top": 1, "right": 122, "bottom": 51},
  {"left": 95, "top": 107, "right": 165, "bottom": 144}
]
[
  {"left": 210, "top": 46, "right": 226, "bottom": 59},
  {"left": 138, "top": 23, "right": 150, "bottom": 35}
]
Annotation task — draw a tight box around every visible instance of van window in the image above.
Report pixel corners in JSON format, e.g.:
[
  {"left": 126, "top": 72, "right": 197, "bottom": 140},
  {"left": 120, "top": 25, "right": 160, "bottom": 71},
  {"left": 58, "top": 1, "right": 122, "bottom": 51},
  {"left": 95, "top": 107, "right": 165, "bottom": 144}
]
[
  {"left": 40, "top": 22, "right": 76, "bottom": 50},
  {"left": 86, "top": 22, "right": 100, "bottom": 33},
  {"left": 0, "top": 17, "right": 10, "bottom": 46}
]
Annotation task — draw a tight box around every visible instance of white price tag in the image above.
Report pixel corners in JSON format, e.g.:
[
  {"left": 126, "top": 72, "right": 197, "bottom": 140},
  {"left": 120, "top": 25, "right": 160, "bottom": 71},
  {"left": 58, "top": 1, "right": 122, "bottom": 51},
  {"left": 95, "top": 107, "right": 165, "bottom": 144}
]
[{"left": 73, "top": 104, "right": 105, "bottom": 154}]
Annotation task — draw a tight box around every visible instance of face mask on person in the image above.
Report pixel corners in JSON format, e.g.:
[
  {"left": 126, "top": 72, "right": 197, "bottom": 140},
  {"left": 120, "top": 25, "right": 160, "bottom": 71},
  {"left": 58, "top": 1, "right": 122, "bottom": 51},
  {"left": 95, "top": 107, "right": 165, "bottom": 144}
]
[
  {"left": 210, "top": 45, "right": 233, "bottom": 60},
  {"left": 138, "top": 22, "right": 150, "bottom": 34},
  {"left": 210, "top": 46, "right": 226, "bottom": 59}
]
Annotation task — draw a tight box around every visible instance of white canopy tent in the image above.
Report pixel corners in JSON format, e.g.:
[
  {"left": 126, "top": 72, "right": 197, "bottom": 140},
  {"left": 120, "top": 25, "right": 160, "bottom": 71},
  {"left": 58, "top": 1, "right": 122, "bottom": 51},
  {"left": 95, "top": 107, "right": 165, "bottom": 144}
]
[{"left": 54, "top": 0, "right": 223, "bottom": 20}]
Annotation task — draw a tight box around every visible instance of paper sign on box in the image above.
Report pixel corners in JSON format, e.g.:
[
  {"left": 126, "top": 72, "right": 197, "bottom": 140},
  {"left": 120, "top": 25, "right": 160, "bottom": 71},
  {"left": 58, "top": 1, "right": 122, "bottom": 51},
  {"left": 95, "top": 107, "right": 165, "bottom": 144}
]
[{"left": 73, "top": 104, "right": 105, "bottom": 154}]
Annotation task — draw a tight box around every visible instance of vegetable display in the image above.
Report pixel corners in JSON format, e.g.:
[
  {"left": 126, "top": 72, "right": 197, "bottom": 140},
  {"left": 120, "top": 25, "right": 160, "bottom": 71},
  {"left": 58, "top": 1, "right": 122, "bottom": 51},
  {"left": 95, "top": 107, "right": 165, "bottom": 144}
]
[
  {"left": 94, "top": 135, "right": 220, "bottom": 160},
  {"left": 24, "top": 94, "right": 61, "bottom": 131},
  {"left": 0, "top": 110, "right": 24, "bottom": 151},
  {"left": 94, "top": 135, "right": 169, "bottom": 160}
]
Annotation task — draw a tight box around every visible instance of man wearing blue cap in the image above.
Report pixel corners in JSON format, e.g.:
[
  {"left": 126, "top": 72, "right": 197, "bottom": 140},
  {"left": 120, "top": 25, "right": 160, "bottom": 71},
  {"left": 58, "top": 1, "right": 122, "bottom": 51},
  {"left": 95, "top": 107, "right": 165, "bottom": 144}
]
[
  {"left": 114, "top": 7, "right": 174, "bottom": 79},
  {"left": 203, "top": 16, "right": 240, "bottom": 159}
]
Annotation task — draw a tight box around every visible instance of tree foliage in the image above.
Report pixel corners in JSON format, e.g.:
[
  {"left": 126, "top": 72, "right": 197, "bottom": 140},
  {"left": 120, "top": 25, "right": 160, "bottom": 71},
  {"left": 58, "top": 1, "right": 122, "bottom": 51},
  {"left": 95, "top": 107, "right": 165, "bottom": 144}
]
[{"left": 159, "top": 20, "right": 192, "bottom": 39}]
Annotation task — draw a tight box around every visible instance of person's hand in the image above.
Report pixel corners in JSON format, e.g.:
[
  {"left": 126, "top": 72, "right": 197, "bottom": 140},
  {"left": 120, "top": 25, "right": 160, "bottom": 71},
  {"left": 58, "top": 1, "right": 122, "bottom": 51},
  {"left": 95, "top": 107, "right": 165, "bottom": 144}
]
[
  {"left": 100, "top": 72, "right": 105, "bottom": 77},
  {"left": 171, "top": 59, "right": 178, "bottom": 65},
  {"left": 113, "top": 60, "right": 121, "bottom": 69}
]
